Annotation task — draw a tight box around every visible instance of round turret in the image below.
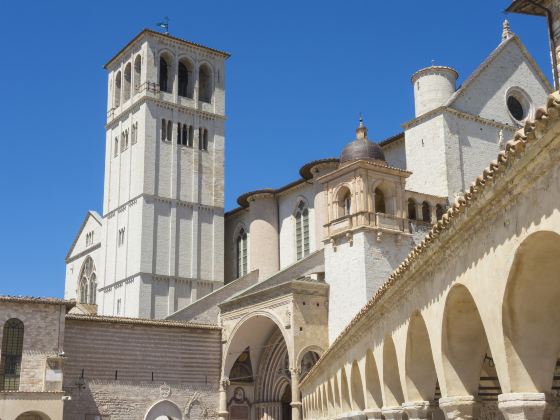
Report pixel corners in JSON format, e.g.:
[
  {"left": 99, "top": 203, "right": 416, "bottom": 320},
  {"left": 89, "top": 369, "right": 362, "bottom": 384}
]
[{"left": 411, "top": 66, "right": 458, "bottom": 117}]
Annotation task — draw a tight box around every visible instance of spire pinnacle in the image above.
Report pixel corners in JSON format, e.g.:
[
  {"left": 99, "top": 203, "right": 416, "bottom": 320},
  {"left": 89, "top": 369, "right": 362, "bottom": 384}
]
[
  {"left": 502, "top": 19, "right": 512, "bottom": 41},
  {"left": 356, "top": 114, "right": 367, "bottom": 140}
]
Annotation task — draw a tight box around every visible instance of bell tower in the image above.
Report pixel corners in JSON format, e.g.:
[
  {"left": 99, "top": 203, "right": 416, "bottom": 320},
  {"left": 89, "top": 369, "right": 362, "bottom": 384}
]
[{"left": 99, "top": 30, "right": 229, "bottom": 319}]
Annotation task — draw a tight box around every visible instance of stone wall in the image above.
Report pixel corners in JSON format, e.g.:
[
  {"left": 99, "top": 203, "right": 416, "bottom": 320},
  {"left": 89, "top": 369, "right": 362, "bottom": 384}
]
[{"left": 63, "top": 315, "right": 222, "bottom": 419}]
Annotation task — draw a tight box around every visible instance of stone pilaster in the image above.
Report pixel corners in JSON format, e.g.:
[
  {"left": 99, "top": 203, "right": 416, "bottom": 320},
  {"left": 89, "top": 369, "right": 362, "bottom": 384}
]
[
  {"left": 218, "top": 377, "right": 230, "bottom": 420},
  {"left": 439, "top": 396, "right": 480, "bottom": 420},
  {"left": 290, "top": 368, "right": 302, "bottom": 420},
  {"left": 498, "top": 393, "right": 553, "bottom": 420}
]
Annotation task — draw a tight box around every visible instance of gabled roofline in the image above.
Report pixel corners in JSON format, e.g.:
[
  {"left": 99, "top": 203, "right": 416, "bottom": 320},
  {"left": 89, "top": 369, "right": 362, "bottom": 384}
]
[
  {"left": 65, "top": 210, "right": 102, "bottom": 262},
  {"left": 506, "top": 0, "right": 547, "bottom": 16},
  {"left": 445, "top": 35, "right": 553, "bottom": 108},
  {"left": 104, "top": 29, "right": 230, "bottom": 70}
]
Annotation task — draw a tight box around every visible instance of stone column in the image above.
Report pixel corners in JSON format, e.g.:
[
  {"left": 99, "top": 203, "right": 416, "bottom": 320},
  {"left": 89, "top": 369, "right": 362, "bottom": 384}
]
[
  {"left": 498, "top": 393, "right": 553, "bottom": 420},
  {"left": 416, "top": 204, "right": 423, "bottom": 221},
  {"left": 382, "top": 406, "right": 404, "bottom": 420},
  {"left": 290, "top": 368, "right": 302, "bottom": 420},
  {"left": 439, "top": 396, "right": 480, "bottom": 420},
  {"left": 403, "top": 401, "right": 431, "bottom": 420},
  {"left": 218, "top": 378, "right": 229, "bottom": 420}
]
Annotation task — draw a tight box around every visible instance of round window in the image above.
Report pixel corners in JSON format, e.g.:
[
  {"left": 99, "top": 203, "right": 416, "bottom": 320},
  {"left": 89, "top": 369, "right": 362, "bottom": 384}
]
[{"left": 506, "top": 87, "right": 532, "bottom": 124}]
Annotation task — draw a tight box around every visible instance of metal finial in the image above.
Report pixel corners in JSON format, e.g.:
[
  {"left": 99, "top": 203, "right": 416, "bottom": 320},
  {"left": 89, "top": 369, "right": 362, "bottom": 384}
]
[
  {"left": 502, "top": 19, "right": 512, "bottom": 41},
  {"left": 359, "top": 113, "right": 364, "bottom": 128},
  {"left": 431, "top": 59, "right": 436, "bottom": 67}
]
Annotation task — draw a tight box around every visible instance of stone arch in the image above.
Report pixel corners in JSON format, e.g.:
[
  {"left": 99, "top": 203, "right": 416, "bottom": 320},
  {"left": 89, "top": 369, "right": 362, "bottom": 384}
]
[
  {"left": 15, "top": 412, "right": 51, "bottom": 420},
  {"left": 322, "top": 383, "right": 329, "bottom": 416},
  {"left": 365, "top": 349, "right": 383, "bottom": 410},
  {"left": 442, "top": 284, "right": 495, "bottom": 396},
  {"left": 77, "top": 256, "right": 96, "bottom": 304},
  {"left": 223, "top": 311, "right": 291, "bottom": 381},
  {"left": 123, "top": 62, "right": 132, "bottom": 101},
  {"left": 143, "top": 399, "right": 182, "bottom": 420},
  {"left": 134, "top": 54, "right": 142, "bottom": 93},
  {"left": 351, "top": 360, "right": 366, "bottom": 411},
  {"left": 405, "top": 311, "right": 438, "bottom": 401},
  {"left": 371, "top": 180, "right": 396, "bottom": 215},
  {"left": 383, "top": 334, "right": 405, "bottom": 407},
  {"left": 158, "top": 50, "right": 174, "bottom": 94},
  {"left": 298, "top": 347, "right": 321, "bottom": 380},
  {"left": 421, "top": 201, "right": 431, "bottom": 222},
  {"left": 332, "top": 373, "right": 341, "bottom": 413},
  {"left": 340, "top": 367, "right": 352, "bottom": 413},
  {"left": 502, "top": 231, "right": 560, "bottom": 392},
  {"left": 317, "top": 383, "right": 323, "bottom": 415},
  {"left": 335, "top": 184, "right": 352, "bottom": 217},
  {"left": 178, "top": 56, "right": 194, "bottom": 99},
  {"left": 407, "top": 198, "right": 417, "bottom": 220},
  {"left": 114, "top": 70, "right": 121, "bottom": 107}
]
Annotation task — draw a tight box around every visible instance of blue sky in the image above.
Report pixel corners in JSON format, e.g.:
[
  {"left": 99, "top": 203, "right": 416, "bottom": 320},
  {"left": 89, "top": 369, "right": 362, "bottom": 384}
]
[{"left": 0, "top": 1, "right": 551, "bottom": 298}]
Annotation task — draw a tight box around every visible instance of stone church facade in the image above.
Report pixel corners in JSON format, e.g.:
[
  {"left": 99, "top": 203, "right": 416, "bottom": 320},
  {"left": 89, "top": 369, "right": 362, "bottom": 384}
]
[{"left": 1, "top": 2, "right": 560, "bottom": 420}]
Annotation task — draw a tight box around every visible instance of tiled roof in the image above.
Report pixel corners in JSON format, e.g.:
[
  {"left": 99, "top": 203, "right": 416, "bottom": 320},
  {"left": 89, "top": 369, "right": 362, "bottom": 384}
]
[
  {"left": 65, "top": 313, "right": 221, "bottom": 330},
  {"left": 0, "top": 295, "right": 74, "bottom": 308}
]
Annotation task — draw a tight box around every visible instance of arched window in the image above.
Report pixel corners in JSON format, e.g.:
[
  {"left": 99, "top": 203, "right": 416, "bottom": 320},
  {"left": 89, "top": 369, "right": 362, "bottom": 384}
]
[
  {"left": 295, "top": 201, "right": 310, "bottom": 261},
  {"left": 236, "top": 228, "right": 248, "bottom": 278},
  {"left": 337, "top": 187, "right": 352, "bottom": 217},
  {"left": 0, "top": 318, "right": 24, "bottom": 390},
  {"left": 133, "top": 54, "right": 142, "bottom": 94},
  {"left": 114, "top": 71, "right": 121, "bottom": 107},
  {"left": 422, "top": 201, "right": 431, "bottom": 222},
  {"left": 375, "top": 188, "right": 386, "bottom": 214},
  {"left": 159, "top": 56, "right": 170, "bottom": 93},
  {"left": 202, "top": 129, "right": 209, "bottom": 150},
  {"left": 408, "top": 198, "right": 417, "bottom": 220},
  {"left": 436, "top": 204, "right": 445, "bottom": 221},
  {"left": 123, "top": 63, "right": 131, "bottom": 101},
  {"left": 78, "top": 257, "right": 96, "bottom": 305},
  {"left": 198, "top": 63, "right": 212, "bottom": 103},
  {"left": 178, "top": 59, "right": 193, "bottom": 98}
]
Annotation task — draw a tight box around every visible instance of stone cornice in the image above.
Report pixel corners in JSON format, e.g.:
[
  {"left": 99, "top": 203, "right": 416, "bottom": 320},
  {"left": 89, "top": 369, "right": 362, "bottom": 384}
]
[
  {"left": 104, "top": 193, "right": 223, "bottom": 218},
  {"left": 106, "top": 93, "right": 226, "bottom": 129},
  {"left": 66, "top": 243, "right": 101, "bottom": 264},
  {"left": 99, "top": 272, "right": 223, "bottom": 292},
  {"left": 301, "top": 91, "right": 560, "bottom": 388},
  {"left": 402, "top": 105, "right": 520, "bottom": 131},
  {"left": 317, "top": 159, "right": 411, "bottom": 185}
]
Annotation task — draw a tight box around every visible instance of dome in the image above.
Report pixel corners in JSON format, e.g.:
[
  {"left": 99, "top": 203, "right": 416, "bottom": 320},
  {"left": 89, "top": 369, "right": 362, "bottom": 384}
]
[{"left": 339, "top": 118, "right": 386, "bottom": 164}]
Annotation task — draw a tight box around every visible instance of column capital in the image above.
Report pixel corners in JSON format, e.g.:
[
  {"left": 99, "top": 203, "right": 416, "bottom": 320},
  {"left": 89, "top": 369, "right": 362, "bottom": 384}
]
[
  {"left": 498, "top": 393, "right": 553, "bottom": 420},
  {"left": 439, "top": 396, "right": 480, "bottom": 420},
  {"left": 402, "top": 401, "right": 430, "bottom": 420},
  {"left": 220, "top": 377, "right": 230, "bottom": 389},
  {"left": 290, "top": 367, "right": 302, "bottom": 377}
]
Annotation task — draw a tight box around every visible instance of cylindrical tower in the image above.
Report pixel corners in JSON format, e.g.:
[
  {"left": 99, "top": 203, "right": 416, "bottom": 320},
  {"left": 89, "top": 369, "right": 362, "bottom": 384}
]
[
  {"left": 247, "top": 191, "right": 280, "bottom": 280},
  {"left": 411, "top": 66, "right": 458, "bottom": 117}
]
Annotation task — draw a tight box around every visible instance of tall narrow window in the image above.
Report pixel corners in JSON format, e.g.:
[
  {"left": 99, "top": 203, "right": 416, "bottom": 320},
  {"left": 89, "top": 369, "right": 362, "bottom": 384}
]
[
  {"left": 422, "top": 201, "right": 431, "bottom": 222},
  {"left": 114, "top": 137, "right": 119, "bottom": 157},
  {"left": 182, "top": 124, "right": 188, "bottom": 146},
  {"left": 0, "top": 319, "right": 24, "bottom": 391},
  {"left": 114, "top": 71, "right": 121, "bottom": 108},
  {"left": 295, "top": 201, "right": 310, "bottom": 261},
  {"left": 123, "top": 63, "right": 131, "bottom": 101},
  {"left": 408, "top": 198, "right": 417, "bottom": 220},
  {"left": 162, "top": 119, "right": 167, "bottom": 142},
  {"left": 159, "top": 56, "right": 170, "bottom": 93},
  {"left": 131, "top": 122, "right": 138, "bottom": 145},
  {"left": 167, "top": 120, "right": 172, "bottom": 142},
  {"left": 78, "top": 257, "right": 96, "bottom": 304},
  {"left": 188, "top": 126, "right": 194, "bottom": 147},
  {"left": 236, "top": 229, "right": 248, "bottom": 278},
  {"left": 202, "top": 129, "right": 209, "bottom": 150},
  {"left": 116, "top": 299, "right": 122, "bottom": 316},
  {"left": 198, "top": 64, "right": 212, "bottom": 103},
  {"left": 343, "top": 192, "right": 352, "bottom": 216},
  {"left": 133, "top": 54, "right": 142, "bottom": 94},
  {"left": 375, "top": 188, "right": 386, "bottom": 214},
  {"left": 177, "top": 123, "right": 181, "bottom": 145},
  {"left": 178, "top": 62, "right": 189, "bottom": 98},
  {"left": 198, "top": 128, "right": 203, "bottom": 150}
]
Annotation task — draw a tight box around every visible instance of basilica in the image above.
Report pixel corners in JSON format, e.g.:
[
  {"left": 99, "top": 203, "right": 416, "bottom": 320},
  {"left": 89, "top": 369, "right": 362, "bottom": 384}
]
[{"left": 1, "top": 1, "right": 560, "bottom": 420}]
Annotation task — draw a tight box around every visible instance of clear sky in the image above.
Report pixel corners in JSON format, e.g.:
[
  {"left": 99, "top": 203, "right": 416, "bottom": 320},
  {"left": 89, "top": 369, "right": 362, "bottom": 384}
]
[{"left": 0, "top": 0, "right": 551, "bottom": 298}]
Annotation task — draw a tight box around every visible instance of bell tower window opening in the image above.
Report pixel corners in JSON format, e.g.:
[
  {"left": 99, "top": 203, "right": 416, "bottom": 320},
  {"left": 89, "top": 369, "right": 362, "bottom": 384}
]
[
  {"left": 198, "top": 63, "right": 212, "bottom": 103},
  {"left": 114, "top": 71, "right": 121, "bottom": 108},
  {"left": 159, "top": 56, "right": 171, "bottom": 93},
  {"left": 374, "top": 188, "right": 386, "bottom": 214},
  {"left": 295, "top": 201, "right": 310, "bottom": 261},
  {"left": 422, "top": 201, "right": 431, "bottom": 222},
  {"left": 236, "top": 228, "right": 248, "bottom": 278},
  {"left": 133, "top": 54, "right": 141, "bottom": 94},
  {"left": 123, "top": 63, "right": 131, "bottom": 102},
  {"left": 178, "top": 59, "right": 193, "bottom": 98},
  {"left": 188, "top": 126, "right": 194, "bottom": 147},
  {"left": 0, "top": 319, "right": 24, "bottom": 391}
]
